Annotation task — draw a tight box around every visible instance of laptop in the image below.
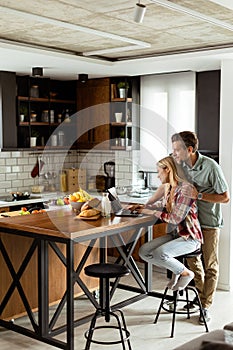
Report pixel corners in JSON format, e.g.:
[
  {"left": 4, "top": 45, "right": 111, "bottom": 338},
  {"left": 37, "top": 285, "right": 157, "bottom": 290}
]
[{"left": 107, "top": 188, "right": 143, "bottom": 217}]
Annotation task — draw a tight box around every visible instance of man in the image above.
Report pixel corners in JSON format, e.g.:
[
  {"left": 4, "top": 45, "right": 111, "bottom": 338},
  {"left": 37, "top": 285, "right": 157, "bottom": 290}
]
[{"left": 171, "top": 131, "right": 229, "bottom": 325}]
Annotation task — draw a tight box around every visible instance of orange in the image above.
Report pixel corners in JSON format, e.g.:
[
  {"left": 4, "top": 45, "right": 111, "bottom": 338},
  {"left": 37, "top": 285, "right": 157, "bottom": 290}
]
[{"left": 69, "top": 194, "right": 77, "bottom": 202}]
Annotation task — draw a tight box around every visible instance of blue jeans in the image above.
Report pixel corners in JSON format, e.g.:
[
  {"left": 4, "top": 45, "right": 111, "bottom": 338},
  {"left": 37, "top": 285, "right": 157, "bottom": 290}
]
[{"left": 139, "top": 232, "right": 201, "bottom": 275}]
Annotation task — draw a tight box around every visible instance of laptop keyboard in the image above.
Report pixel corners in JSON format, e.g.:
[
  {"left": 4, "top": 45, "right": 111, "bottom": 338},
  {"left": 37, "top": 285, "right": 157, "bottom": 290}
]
[{"left": 115, "top": 209, "right": 143, "bottom": 217}]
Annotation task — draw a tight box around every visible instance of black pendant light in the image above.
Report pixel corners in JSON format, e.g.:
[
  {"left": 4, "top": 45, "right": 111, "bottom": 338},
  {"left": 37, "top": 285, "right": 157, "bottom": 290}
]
[
  {"left": 79, "top": 74, "right": 88, "bottom": 83},
  {"left": 32, "top": 67, "right": 43, "bottom": 77}
]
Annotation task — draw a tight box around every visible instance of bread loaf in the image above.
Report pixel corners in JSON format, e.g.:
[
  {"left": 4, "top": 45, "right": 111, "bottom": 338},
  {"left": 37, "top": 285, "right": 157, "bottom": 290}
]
[
  {"left": 79, "top": 208, "right": 100, "bottom": 217},
  {"left": 81, "top": 198, "right": 101, "bottom": 212}
]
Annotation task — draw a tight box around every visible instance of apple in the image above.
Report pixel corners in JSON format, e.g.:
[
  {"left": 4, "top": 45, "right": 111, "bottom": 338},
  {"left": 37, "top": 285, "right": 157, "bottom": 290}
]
[
  {"left": 56, "top": 198, "right": 64, "bottom": 206},
  {"left": 64, "top": 197, "right": 69, "bottom": 205}
]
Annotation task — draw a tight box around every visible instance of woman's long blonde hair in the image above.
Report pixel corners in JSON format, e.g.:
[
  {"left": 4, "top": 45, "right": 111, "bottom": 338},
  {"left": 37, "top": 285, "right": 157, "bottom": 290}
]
[
  {"left": 157, "top": 156, "right": 188, "bottom": 212},
  {"left": 157, "top": 156, "right": 187, "bottom": 187}
]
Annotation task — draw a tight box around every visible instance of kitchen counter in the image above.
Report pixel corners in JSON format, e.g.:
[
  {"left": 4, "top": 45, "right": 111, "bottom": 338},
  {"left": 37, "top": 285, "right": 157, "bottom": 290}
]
[
  {"left": 0, "top": 189, "right": 153, "bottom": 209},
  {"left": 0, "top": 192, "right": 63, "bottom": 208},
  {"left": 88, "top": 189, "right": 153, "bottom": 205}
]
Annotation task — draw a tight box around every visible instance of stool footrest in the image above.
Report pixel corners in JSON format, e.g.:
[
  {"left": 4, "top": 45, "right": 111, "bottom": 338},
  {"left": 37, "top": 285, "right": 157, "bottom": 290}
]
[
  {"left": 84, "top": 263, "right": 132, "bottom": 350},
  {"left": 154, "top": 286, "right": 209, "bottom": 337},
  {"left": 85, "top": 325, "right": 130, "bottom": 345}
]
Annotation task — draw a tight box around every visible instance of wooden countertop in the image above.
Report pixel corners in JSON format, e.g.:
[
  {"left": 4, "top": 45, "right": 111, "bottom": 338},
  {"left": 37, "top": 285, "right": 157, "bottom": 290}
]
[{"left": 0, "top": 209, "right": 155, "bottom": 243}]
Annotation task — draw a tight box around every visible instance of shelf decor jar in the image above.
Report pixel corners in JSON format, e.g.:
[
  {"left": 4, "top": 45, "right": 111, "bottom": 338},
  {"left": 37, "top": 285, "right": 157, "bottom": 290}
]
[
  {"left": 30, "top": 137, "right": 37, "bottom": 147},
  {"left": 30, "top": 85, "right": 39, "bottom": 98}
]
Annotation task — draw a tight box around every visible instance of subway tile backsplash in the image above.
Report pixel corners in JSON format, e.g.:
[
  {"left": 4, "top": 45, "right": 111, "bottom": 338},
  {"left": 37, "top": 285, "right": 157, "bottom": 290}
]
[{"left": 0, "top": 149, "right": 138, "bottom": 194}]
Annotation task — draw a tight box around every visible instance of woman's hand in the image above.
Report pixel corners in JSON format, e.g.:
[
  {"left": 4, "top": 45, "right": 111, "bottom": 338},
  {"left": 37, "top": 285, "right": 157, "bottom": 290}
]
[
  {"left": 141, "top": 208, "right": 155, "bottom": 215},
  {"left": 127, "top": 204, "right": 144, "bottom": 212}
]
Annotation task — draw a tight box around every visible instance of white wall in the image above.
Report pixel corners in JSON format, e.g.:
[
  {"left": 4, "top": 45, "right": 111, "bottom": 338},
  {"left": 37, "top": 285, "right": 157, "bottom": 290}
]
[{"left": 218, "top": 60, "right": 233, "bottom": 290}]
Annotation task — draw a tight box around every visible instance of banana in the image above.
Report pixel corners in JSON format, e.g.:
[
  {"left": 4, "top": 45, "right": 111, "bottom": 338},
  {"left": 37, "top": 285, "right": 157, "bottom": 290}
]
[{"left": 69, "top": 188, "right": 93, "bottom": 202}]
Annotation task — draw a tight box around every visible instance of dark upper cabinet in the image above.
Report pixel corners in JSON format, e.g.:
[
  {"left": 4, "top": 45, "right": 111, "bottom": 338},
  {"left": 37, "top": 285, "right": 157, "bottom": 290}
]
[
  {"left": 196, "top": 70, "right": 220, "bottom": 156},
  {"left": 16, "top": 76, "right": 77, "bottom": 149},
  {"left": 0, "top": 71, "right": 17, "bottom": 149}
]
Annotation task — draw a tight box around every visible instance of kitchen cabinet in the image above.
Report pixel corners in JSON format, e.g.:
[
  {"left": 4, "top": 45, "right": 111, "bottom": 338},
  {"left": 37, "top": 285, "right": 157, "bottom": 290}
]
[
  {"left": 110, "top": 78, "right": 132, "bottom": 150},
  {"left": 16, "top": 76, "right": 77, "bottom": 149},
  {"left": 76, "top": 77, "right": 140, "bottom": 150},
  {"left": 110, "top": 76, "right": 140, "bottom": 150},
  {"left": 196, "top": 70, "right": 220, "bottom": 156},
  {"left": 0, "top": 71, "right": 17, "bottom": 149},
  {"left": 76, "top": 78, "right": 110, "bottom": 150},
  {"left": 0, "top": 232, "right": 98, "bottom": 320}
]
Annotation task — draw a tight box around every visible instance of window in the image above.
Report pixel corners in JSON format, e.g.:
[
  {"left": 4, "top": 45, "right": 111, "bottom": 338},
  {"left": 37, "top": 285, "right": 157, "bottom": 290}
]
[{"left": 139, "top": 72, "right": 196, "bottom": 169}]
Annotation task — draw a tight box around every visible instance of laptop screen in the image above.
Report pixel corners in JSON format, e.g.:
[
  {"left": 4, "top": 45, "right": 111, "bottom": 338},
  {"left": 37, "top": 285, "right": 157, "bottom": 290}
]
[
  {"left": 107, "top": 187, "right": 123, "bottom": 213},
  {"left": 107, "top": 187, "right": 143, "bottom": 217}
]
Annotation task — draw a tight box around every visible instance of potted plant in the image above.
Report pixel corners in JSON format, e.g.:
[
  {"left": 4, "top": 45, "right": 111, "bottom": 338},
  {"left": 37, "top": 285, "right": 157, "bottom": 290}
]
[
  {"left": 19, "top": 105, "right": 28, "bottom": 122},
  {"left": 117, "top": 81, "right": 129, "bottom": 98},
  {"left": 30, "top": 129, "right": 40, "bottom": 147}
]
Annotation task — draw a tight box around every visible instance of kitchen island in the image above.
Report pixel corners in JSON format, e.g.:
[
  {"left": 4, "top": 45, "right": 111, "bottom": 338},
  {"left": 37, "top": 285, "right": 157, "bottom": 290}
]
[{"left": 0, "top": 208, "right": 155, "bottom": 350}]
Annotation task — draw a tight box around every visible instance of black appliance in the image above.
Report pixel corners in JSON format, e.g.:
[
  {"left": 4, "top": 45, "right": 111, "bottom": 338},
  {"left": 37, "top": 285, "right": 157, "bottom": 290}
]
[{"left": 104, "top": 161, "right": 115, "bottom": 190}]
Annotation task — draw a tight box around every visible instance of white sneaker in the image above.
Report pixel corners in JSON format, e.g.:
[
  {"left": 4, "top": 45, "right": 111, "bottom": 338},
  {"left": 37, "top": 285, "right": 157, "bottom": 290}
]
[{"left": 199, "top": 308, "right": 210, "bottom": 325}]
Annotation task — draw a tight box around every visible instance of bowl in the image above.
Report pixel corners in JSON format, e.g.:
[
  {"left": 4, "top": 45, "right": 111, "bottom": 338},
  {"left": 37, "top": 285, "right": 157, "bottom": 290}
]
[
  {"left": 70, "top": 201, "right": 86, "bottom": 211},
  {"left": 31, "top": 185, "right": 44, "bottom": 193},
  {"left": 49, "top": 92, "right": 58, "bottom": 98},
  {"left": 11, "top": 191, "right": 30, "bottom": 200},
  {"left": 116, "top": 186, "right": 127, "bottom": 195}
]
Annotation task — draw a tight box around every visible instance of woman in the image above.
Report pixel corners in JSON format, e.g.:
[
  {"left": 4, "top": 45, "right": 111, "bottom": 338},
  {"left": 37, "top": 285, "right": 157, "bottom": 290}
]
[{"left": 138, "top": 156, "right": 203, "bottom": 291}]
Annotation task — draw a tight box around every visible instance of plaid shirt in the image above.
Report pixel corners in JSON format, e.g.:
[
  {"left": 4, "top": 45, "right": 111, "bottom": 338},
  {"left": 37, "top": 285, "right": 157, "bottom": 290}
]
[{"left": 154, "top": 183, "right": 203, "bottom": 243}]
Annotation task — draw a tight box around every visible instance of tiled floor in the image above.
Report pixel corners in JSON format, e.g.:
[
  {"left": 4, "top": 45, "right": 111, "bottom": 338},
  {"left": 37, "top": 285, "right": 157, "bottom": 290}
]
[{"left": 0, "top": 268, "right": 233, "bottom": 350}]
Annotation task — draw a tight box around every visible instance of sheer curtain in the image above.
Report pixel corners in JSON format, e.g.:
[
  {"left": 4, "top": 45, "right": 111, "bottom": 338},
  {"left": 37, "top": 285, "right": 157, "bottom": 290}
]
[{"left": 139, "top": 71, "right": 196, "bottom": 170}]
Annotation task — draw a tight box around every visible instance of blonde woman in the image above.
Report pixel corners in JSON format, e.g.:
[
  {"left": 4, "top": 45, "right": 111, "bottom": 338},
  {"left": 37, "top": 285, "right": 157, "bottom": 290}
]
[{"left": 138, "top": 156, "right": 203, "bottom": 291}]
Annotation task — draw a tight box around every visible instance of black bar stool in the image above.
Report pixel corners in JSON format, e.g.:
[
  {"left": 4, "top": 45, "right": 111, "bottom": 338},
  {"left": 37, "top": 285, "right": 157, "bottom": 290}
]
[
  {"left": 84, "top": 263, "right": 132, "bottom": 350},
  {"left": 154, "top": 249, "right": 209, "bottom": 337}
]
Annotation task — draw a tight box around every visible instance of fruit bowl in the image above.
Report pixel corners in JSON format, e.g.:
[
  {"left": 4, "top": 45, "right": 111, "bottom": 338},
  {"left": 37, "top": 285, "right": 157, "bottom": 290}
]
[{"left": 70, "top": 201, "right": 85, "bottom": 211}]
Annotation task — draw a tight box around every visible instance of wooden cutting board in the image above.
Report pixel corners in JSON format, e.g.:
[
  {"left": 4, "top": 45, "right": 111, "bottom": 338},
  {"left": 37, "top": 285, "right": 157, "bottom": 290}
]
[
  {"left": 74, "top": 214, "right": 101, "bottom": 221},
  {"left": 0, "top": 211, "right": 22, "bottom": 217}
]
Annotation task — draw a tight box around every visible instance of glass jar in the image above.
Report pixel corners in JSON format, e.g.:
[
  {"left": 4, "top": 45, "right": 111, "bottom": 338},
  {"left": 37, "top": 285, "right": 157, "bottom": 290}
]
[
  {"left": 42, "top": 110, "right": 49, "bottom": 122},
  {"left": 64, "top": 109, "right": 71, "bottom": 123},
  {"left": 59, "top": 171, "right": 67, "bottom": 192},
  {"left": 58, "top": 131, "right": 65, "bottom": 146},
  {"left": 58, "top": 114, "right": 62, "bottom": 123},
  {"left": 50, "top": 110, "right": 54, "bottom": 123},
  {"left": 51, "top": 134, "right": 57, "bottom": 146},
  {"left": 30, "top": 85, "right": 39, "bottom": 98}
]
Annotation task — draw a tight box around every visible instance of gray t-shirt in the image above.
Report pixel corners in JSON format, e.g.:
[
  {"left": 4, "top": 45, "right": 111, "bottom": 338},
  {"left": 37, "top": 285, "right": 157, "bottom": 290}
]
[{"left": 182, "top": 152, "right": 228, "bottom": 228}]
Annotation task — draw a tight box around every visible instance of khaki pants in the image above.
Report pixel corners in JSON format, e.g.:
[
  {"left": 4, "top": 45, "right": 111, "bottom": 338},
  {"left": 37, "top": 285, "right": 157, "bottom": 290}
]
[{"left": 187, "top": 227, "right": 220, "bottom": 309}]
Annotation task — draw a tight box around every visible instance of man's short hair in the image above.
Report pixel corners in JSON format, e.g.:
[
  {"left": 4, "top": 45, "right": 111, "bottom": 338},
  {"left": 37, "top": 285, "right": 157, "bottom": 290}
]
[{"left": 171, "top": 131, "right": 199, "bottom": 152}]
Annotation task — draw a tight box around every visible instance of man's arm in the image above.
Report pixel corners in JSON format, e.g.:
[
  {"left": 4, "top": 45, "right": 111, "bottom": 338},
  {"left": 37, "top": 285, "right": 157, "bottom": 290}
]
[
  {"left": 198, "top": 191, "right": 229, "bottom": 203},
  {"left": 181, "top": 184, "right": 230, "bottom": 204}
]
